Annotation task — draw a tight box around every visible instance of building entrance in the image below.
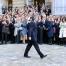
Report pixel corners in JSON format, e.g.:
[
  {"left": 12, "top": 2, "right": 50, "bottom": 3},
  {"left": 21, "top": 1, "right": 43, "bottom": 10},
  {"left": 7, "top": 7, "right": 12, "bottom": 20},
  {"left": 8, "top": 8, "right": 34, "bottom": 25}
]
[
  {"left": 34, "top": 0, "right": 45, "bottom": 6},
  {"left": 8, "top": 0, "right": 12, "bottom": 11}
]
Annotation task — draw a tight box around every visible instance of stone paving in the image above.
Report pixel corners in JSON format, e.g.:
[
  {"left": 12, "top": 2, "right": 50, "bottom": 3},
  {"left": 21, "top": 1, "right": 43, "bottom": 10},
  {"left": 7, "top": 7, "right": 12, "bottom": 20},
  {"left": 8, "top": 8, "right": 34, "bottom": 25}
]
[{"left": 0, "top": 44, "right": 66, "bottom": 66}]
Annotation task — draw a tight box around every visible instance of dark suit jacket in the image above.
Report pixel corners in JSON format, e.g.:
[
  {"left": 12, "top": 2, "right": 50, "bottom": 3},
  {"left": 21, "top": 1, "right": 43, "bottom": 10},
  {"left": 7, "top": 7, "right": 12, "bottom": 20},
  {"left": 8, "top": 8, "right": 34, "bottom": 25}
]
[
  {"left": 45, "top": 20, "right": 54, "bottom": 38},
  {"left": 27, "top": 21, "right": 37, "bottom": 41},
  {"left": 0, "top": 21, "right": 3, "bottom": 33}
]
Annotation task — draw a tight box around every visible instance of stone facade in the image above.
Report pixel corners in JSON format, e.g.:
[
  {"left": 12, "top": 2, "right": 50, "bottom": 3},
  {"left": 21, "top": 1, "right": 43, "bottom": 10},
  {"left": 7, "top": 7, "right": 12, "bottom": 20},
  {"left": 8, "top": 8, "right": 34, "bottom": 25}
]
[
  {"left": 12, "top": 0, "right": 25, "bottom": 8},
  {"left": 45, "top": 0, "right": 51, "bottom": 8},
  {"left": 0, "top": 0, "right": 52, "bottom": 8},
  {"left": 0, "top": 0, "right": 52, "bottom": 14},
  {"left": 12, "top": 0, "right": 33, "bottom": 8}
]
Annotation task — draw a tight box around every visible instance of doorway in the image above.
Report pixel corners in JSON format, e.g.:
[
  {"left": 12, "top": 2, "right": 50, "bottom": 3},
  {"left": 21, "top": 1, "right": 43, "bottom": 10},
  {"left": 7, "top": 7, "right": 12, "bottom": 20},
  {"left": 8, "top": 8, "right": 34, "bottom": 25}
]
[
  {"left": 34, "top": 0, "right": 45, "bottom": 6},
  {"left": 8, "top": 0, "right": 12, "bottom": 11}
]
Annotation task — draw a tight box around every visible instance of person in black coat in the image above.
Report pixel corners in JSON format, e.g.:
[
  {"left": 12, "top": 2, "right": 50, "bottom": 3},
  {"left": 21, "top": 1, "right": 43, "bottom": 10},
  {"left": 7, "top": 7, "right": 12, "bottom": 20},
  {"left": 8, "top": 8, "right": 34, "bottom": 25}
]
[
  {"left": 9, "top": 22, "right": 15, "bottom": 43},
  {"left": 45, "top": 19, "right": 54, "bottom": 44},
  {"left": 37, "top": 17, "right": 44, "bottom": 43},
  {"left": 24, "top": 17, "right": 47, "bottom": 59},
  {"left": 0, "top": 20, "right": 3, "bottom": 44},
  {"left": 54, "top": 19, "right": 60, "bottom": 44}
]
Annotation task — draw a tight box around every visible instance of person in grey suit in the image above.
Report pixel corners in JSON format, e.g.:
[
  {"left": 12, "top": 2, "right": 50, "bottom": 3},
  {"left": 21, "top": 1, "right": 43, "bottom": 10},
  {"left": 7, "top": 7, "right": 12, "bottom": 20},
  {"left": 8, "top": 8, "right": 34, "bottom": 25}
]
[{"left": 24, "top": 17, "right": 47, "bottom": 59}]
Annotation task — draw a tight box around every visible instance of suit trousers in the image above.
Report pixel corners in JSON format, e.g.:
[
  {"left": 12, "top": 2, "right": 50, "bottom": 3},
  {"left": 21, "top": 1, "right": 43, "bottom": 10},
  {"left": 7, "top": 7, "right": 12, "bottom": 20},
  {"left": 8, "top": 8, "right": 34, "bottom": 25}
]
[{"left": 24, "top": 40, "right": 44, "bottom": 57}]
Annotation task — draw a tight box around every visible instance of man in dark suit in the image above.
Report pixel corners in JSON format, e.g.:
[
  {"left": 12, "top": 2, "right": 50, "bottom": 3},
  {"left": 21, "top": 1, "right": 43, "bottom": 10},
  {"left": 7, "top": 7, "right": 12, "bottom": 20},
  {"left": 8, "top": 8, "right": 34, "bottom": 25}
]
[
  {"left": 24, "top": 17, "right": 47, "bottom": 59},
  {"left": 37, "top": 16, "right": 44, "bottom": 44},
  {"left": 45, "top": 19, "right": 54, "bottom": 44}
]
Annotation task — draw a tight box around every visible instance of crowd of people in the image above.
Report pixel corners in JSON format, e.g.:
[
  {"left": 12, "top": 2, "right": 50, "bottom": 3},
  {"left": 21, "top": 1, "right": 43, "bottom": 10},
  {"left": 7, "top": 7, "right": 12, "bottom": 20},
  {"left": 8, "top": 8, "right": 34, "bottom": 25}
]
[{"left": 0, "top": 4, "right": 66, "bottom": 44}]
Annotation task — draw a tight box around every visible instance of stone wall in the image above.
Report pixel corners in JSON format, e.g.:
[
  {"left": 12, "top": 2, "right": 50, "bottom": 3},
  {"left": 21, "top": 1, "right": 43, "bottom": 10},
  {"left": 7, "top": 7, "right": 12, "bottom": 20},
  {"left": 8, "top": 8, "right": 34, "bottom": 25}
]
[
  {"left": 12, "top": 0, "right": 25, "bottom": 9},
  {"left": 45, "top": 0, "right": 51, "bottom": 8}
]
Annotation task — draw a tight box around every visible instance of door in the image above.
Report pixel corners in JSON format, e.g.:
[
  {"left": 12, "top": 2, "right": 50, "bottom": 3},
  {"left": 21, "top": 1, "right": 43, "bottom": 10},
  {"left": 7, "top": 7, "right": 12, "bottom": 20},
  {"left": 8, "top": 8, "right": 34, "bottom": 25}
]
[
  {"left": 8, "top": 0, "right": 12, "bottom": 11},
  {"left": 34, "top": 0, "right": 45, "bottom": 6}
]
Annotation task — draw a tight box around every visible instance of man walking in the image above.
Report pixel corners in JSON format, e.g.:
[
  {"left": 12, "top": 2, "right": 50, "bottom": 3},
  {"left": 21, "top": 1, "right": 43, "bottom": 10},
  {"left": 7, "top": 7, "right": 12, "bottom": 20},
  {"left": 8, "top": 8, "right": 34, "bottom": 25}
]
[{"left": 24, "top": 17, "right": 47, "bottom": 59}]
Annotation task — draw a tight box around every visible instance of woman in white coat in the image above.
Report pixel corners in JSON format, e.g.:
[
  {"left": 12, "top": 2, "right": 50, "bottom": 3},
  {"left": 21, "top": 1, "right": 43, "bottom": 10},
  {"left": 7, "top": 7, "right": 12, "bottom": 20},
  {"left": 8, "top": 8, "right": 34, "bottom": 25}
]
[
  {"left": 59, "top": 19, "right": 66, "bottom": 38},
  {"left": 14, "top": 15, "right": 22, "bottom": 43}
]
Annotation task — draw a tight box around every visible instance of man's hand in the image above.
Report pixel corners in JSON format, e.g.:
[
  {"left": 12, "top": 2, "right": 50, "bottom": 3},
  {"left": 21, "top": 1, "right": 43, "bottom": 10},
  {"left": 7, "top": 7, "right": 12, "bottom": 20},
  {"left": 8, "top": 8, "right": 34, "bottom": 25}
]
[{"left": 29, "top": 37, "right": 31, "bottom": 40}]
